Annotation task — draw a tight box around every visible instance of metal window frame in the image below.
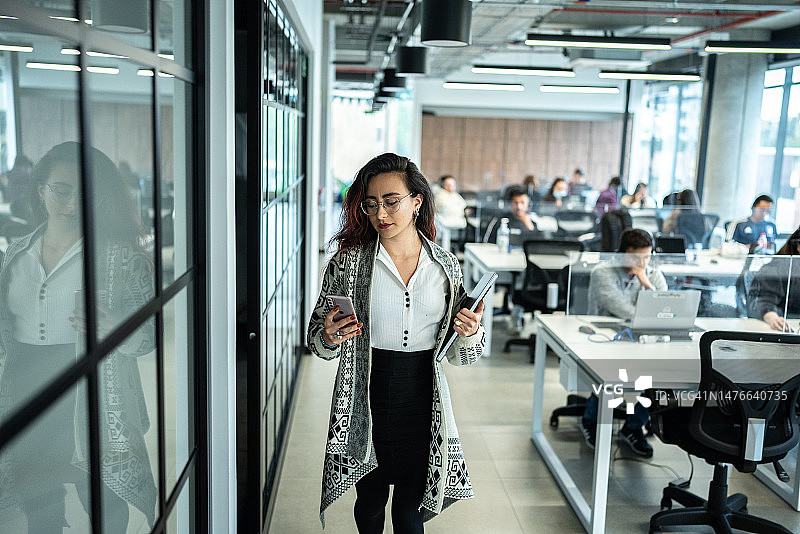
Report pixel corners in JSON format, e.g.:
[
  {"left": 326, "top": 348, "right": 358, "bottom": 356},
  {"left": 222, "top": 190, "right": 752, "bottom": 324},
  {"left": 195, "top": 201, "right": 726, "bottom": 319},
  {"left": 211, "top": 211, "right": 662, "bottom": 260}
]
[{"left": 0, "top": 0, "right": 207, "bottom": 532}]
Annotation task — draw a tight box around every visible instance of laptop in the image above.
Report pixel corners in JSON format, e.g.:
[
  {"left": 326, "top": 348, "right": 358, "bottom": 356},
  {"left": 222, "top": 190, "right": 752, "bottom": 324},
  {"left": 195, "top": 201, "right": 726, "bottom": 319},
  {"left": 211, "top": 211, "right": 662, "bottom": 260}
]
[
  {"left": 593, "top": 290, "right": 703, "bottom": 341},
  {"left": 655, "top": 235, "right": 688, "bottom": 264}
]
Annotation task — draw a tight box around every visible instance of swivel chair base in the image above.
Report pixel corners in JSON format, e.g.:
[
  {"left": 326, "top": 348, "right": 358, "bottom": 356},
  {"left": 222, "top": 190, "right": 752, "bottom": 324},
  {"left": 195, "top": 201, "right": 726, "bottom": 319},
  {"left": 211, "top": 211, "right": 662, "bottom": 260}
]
[{"left": 649, "top": 464, "right": 792, "bottom": 534}]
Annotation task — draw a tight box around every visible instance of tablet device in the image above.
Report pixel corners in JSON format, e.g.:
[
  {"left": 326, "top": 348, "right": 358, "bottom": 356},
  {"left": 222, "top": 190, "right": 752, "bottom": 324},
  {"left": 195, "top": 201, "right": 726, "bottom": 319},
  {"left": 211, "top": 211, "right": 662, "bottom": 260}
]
[{"left": 436, "top": 271, "right": 498, "bottom": 362}]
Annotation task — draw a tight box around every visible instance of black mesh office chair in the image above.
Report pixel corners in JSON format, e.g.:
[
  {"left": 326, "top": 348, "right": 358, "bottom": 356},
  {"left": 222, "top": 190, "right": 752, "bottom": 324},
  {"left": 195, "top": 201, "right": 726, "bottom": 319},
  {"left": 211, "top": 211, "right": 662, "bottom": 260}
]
[
  {"left": 646, "top": 330, "right": 800, "bottom": 534},
  {"left": 503, "top": 239, "right": 583, "bottom": 357},
  {"left": 555, "top": 210, "right": 597, "bottom": 238},
  {"left": 701, "top": 213, "right": 720, "bottom": 248}
]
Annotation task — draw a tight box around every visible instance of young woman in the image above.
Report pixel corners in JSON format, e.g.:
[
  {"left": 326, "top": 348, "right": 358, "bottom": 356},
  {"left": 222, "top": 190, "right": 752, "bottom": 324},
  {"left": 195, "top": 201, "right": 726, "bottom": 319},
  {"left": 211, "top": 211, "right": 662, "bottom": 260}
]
[
  {"left": 542, "top": 176, "right": 568, "bottom": 208},
  {"left": 306, "top": 153, "right": 485, "bottom": 533},
  {"left": 0, "top": 142, "right": 156, "bottom": 532}
]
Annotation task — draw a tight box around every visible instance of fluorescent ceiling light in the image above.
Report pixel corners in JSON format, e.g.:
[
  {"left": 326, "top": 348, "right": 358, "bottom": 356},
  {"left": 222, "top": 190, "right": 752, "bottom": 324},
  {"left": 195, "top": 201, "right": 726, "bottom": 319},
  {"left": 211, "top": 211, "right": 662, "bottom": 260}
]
[
  {"left": 471, "top": 65, "right": 575, "bottom": 77},
  {"left": 525, "top": 33, "right": 671, "bottom": 51},
  {"left": 61, "top": 48, "right": 128, "bottom": 58},
  {"left": 158, "top": 53, "right": 175, "bottom": 60},
  {"left": 26, "top": 61, "right": 80, "bottom": 72},
  {"left": 0, "top": 16, "right": 19, "bottom": 20},
  {"left": 705, "top": 40, "right": 800, "bottom": 54},
  {"left": 137, "top": 69, "right": 174, "bottom": 77},
  {"left": 599, "top": 71, "right": 701, "bottom": 81},
  {"left": 0, "top": 44, "right": 32, "bottom": 53},
  {"left": 443, "top": 81, "right": 524, "bottom": 91},
  {"left": 86, "top": 66, "right": 119, "bottom": 74},
  {"left": 540, "top": 85, "right": 620, "bottom": 94},
  {"left": 50, "top": 16, "right": 79, "bottom": 22}
]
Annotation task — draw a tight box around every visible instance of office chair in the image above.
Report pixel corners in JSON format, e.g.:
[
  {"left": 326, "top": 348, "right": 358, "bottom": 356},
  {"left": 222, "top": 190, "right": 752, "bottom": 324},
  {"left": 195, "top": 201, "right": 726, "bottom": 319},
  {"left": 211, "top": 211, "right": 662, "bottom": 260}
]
[
  {"left": 701, "top": 213, "right": 721, "bottom": 249},
  {"left": 647, "top": 330, "right": 800, "bottom": 534},
  {"left": 503, "top": 239, "right": 583, "bottom": 356},
  {"left": 555, "top": 209, "right": 597, "bottom": 238},
  {"left": 629, "top": 211, "right": 663, "bottom": 235},
  {"left": 599, "top": 209, "right": 632, "bottom": 252}
]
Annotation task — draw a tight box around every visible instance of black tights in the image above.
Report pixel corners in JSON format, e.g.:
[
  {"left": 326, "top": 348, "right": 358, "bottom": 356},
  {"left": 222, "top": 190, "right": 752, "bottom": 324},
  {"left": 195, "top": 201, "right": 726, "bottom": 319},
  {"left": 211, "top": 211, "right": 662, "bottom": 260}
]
[{"left": 354, "top": 459, "right": 425, "bottom": 534}]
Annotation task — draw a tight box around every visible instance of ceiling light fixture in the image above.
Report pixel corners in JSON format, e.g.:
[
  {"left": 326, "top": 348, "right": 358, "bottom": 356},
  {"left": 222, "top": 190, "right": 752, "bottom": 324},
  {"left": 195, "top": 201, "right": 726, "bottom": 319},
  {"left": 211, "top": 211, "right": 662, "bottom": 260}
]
[
  {"left": 91, "top": 0, "right": 148, "bottom": 33},
  {"left": 61, "top": 48, "right": 128, "bottom": 58},
  {"left": 86, "top": 66, "right": 119, "bottom": 74},
  {"left": 525, "top": 33, "right": 671, "bottom": 51},
  {"left": 26, "top": 62, "right": 80, "bottom": 71},
  {"left": 396, "top": 46, "right": 427, "bottom": 76},
  {"left": 599, "top": 71, "right": 701, "bottom": 81},
  {"left": 471, "top": 65, "right": 575, "bottom": 77},
  {"left": 704, "top": 40, "right": 800, "bottom": 54},
  {"left": 137, "top": 69, "right": 174, "bottom": 77},
  {"left": 539, "top": 85, "right": 620, "bottom": 94},
  {"left": 0, "top": 44, "right": 32, "bottom": 53},
  {"left": 443, "top": 81, "right": 524, "bottom": 91},
  {"left": 421, "top": 0, "right": 472, "bottom": 47},
  {"left": 382, "top": 68, "right": 407, "bottom": 91}
]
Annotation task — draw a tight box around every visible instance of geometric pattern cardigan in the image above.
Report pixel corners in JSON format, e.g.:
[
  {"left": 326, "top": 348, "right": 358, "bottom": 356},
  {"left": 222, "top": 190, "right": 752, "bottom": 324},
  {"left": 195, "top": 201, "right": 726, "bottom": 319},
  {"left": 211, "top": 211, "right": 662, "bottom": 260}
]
[{"left": 306, "top": 234, "right": 485, "bottom": 526}]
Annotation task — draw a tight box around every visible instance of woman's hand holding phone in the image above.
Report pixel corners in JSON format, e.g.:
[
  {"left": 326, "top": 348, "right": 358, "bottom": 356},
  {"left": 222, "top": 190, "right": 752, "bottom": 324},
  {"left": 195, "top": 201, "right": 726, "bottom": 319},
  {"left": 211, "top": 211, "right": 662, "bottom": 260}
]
[{"left": 322, "top": 306, "right": 363, "bottom": 347}]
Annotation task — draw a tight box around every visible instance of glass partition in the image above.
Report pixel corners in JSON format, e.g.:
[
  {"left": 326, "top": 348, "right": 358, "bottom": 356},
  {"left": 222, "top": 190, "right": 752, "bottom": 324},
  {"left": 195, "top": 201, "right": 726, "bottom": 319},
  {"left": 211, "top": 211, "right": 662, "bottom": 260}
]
[{"left": 565, "top": 251, "right": 797, "bottom": 336}]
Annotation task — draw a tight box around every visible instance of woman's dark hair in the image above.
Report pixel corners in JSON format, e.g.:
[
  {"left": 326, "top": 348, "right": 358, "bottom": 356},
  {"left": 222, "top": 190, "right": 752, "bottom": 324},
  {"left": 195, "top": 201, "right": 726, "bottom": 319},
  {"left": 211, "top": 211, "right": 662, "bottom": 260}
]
[
  {"left": 676, "top": 188, "right": 700, "bottom": 207},
  {"left": 439, "top": 174, "right": 454, "bottom": 186},
  {"left": 522, "top": 174, "right": 537, "bottom": 187},
  {"left": 609, "top": 176, "right": 621, "bottom": 187},
  {"left": 543, "top": 177, "right": 566, "bottom": 200},
  {"left": 617, "top": 228, "right": 653, "bottom": 253},
  {"left": 777, "top": 224, "right": 800, "bottom": 255},
  {"left": 633, "top": 182, "right": 648, "bottom": 195},
  {"left": 28, "top": 141, "right": 145, "bottom": 241},
  {"left": 331, "top": 153, "right": 435, "bottom": 252}
]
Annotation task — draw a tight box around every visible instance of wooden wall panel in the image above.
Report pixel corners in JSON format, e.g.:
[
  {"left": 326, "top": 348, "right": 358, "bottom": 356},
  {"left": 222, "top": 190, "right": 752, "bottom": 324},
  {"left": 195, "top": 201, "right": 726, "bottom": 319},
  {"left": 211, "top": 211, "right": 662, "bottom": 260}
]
[{"left": 420, "top": 114, "right": 623, "bottom": 193}]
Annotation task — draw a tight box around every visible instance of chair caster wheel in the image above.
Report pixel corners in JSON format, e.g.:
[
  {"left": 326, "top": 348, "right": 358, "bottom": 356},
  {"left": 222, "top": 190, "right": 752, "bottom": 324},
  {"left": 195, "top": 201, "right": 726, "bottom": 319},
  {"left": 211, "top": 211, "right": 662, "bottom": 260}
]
[
  {"left": 659, "top": 497, "right": 672, "bottom": 511},
  {"left": 549, "top": 416, "right": 558, "bottom": 428}
]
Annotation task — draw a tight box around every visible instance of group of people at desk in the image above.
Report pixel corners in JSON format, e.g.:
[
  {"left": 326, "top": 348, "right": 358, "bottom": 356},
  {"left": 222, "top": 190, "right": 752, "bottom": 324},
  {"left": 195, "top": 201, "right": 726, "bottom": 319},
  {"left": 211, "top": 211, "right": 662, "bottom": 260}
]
[{"left": 577, "top": 224, "right": 800, "bottom": 460}]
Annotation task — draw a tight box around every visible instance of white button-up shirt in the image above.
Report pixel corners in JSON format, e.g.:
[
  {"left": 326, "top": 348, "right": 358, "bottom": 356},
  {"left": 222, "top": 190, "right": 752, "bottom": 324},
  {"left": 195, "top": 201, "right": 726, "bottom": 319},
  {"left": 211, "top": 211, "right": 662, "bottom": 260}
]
[
  {"left": 8, "top": 236, "right": 83, "bottom": 345},
  {"left": 370, "top": 242, "right": 448, "bottom": 351}
]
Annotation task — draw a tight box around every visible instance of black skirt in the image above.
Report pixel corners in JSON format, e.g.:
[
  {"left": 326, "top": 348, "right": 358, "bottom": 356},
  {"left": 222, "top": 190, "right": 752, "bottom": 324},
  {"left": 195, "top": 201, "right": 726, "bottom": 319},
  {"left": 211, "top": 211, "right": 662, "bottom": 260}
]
[{"left": 369, "top": 347, "right": 434, "bottom": 484}]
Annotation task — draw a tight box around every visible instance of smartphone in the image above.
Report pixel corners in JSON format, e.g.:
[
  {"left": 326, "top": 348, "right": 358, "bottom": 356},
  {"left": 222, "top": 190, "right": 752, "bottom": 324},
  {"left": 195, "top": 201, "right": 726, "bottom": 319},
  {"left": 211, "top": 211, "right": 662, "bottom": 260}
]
[{"left": 325, "top": 295, "right": 357, "bottom": 323}]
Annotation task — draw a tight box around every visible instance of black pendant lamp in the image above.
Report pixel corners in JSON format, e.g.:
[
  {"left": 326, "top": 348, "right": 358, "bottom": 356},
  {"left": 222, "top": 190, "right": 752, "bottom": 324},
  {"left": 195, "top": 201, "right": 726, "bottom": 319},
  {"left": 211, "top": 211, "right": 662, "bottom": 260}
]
[
  {"left": 382, "top": 69, "right": 407, "bottom": 91},
  {"left": 374, "top": 89, "right": 394, "bottom": 103},
  {"left": 91, "top": 0, "right": 149, "bottom": 33},
  {"left": 396, "top": 46, "right": 427, "bottom": 76},
  {"left": 421, "top": 0, "right": 472, "bottom": 47}
]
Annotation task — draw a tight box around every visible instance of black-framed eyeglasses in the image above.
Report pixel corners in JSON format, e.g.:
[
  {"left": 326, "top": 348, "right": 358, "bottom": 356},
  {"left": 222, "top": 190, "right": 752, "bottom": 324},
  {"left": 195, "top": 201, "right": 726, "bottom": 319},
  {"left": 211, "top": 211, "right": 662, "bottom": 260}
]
[
  {"left": 360, "top": 193, "right": 413, "bottom": 216},
  {"left": 45, "top": 183, "right": 82, "bottom": 203}
]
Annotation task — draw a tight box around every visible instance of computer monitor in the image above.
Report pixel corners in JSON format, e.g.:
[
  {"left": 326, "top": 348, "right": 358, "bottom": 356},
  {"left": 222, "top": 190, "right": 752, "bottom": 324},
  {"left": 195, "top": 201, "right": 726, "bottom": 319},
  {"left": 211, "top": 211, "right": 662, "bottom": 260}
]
[{"left": 655, "top": 235, "right": 687, "bottom": 254}]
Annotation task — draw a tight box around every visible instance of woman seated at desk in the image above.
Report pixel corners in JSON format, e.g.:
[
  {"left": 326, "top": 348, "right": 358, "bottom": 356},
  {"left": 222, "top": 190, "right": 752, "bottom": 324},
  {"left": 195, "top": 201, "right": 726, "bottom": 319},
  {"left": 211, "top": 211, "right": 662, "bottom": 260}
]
[
  {"left": 581, "top": 229, "right": 667, "bottom": 459},
  {"left": 541, "top": 177, "right": 568, "bottom": 209},
  {"left": 747, "top": 225, "right": 800, "bottom": 331}
]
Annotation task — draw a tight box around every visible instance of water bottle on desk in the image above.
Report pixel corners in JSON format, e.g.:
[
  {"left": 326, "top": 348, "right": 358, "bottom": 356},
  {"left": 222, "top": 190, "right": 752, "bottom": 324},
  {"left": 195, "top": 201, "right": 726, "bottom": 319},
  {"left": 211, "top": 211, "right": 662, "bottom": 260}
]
[
  {"left": 497, "top": 218, "right": 510, "bottom": 253},
  {"left": 756, "top": 232, "right": 768, "bottom": 254}
]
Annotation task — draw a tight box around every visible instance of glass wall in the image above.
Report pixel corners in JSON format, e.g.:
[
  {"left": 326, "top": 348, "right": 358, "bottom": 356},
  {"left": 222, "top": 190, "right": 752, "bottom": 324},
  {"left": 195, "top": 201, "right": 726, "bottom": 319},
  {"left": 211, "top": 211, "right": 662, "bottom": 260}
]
[
  {"left": 630, "top": 81, "right": 703, "bottom": 204},
  {"left": 758, "top": 66, "right": 800, "bottom": 233},
  {"left": 0, "top": 1, "right": 202, "bottom": 533}
]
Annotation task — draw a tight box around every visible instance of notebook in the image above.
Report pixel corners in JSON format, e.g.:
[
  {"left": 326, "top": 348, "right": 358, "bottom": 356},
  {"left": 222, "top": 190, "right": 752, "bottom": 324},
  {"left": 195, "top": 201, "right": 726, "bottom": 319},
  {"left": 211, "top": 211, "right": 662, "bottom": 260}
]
[{"left": 436, "top": 271, "right": 498, "bottom": 362}]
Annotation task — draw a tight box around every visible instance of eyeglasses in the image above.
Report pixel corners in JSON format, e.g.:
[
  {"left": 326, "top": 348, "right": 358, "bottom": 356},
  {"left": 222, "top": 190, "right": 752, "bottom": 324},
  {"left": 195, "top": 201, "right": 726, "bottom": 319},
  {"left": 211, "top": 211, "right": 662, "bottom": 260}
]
[
  {"left": 45, "top": 183, "right": 82, "bottom": 203},
  {"left": 360, "top": 193, "right": 413, "bottom": 216}
]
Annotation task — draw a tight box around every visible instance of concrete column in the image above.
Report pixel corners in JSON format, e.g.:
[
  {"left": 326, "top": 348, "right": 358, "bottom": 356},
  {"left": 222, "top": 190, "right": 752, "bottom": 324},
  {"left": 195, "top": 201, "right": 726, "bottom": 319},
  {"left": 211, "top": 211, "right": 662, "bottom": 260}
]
[{"left": 700, "top": 30, "right": 768, "bottom": 224}]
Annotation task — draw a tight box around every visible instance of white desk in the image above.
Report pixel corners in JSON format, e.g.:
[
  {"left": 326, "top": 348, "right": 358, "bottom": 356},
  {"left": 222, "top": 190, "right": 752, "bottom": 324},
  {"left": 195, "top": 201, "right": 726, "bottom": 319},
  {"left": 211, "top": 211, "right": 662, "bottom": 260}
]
[
  {"left": 463, "top": 243, "right": 525, "bottom": 356},
  {"left": 530, "top": 315, "right": 798, "bottom": 534},
  {"left": 435, "top": 216, "right": 467, "bottom": 252},
  {"left": 463, "top": 243, "right": 577, "bottom": 355}
]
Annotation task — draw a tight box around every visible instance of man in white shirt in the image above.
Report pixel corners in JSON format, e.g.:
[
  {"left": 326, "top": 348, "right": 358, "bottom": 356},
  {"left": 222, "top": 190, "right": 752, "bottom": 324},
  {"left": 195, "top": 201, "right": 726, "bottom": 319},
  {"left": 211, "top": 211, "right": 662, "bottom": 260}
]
[{"left": 433, "top": 174, "right": 467, "bottom": 228}]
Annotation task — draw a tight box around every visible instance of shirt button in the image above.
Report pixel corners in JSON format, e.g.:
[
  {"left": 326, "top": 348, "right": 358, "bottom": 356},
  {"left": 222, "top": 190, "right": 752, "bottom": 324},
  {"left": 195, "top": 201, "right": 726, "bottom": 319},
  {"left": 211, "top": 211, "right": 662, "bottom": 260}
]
[
  {"left": 40, "top": 336, "right": 45, "bottom": 341},
  {"left": 40, "top": 329, "right": 45, "bottom": 334},
  {"left": 404, "top": 330, "right": 408, "bottom": 334},
  {"left": 403, "top": 343, "right": 407, "bottom": 347},
  {"left": 40, "top": 323, "right": 45, "bottom": 327},
  {"left": 406, "top": 304, "right": 409, "bottom": 308},
  {"left": 403, "top": 336, "right": 408, "bottom": 341}
]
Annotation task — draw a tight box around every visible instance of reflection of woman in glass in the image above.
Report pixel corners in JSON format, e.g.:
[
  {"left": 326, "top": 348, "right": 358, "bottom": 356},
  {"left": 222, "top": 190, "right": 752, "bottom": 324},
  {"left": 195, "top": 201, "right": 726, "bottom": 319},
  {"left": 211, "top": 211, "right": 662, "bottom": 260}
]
[
  {"left": 0, "top": 142, "right": 156, "bottom": 532},
  {"left": 748, "top": 225, "right": 800, "bottom": 331}
]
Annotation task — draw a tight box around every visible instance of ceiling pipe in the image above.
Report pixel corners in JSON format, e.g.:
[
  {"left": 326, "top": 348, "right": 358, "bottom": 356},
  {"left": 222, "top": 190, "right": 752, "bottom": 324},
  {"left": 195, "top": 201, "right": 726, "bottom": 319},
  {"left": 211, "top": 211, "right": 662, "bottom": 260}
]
[
  {"left": 671, "top": 2, "right": 800, "bottom": 45},
  {"left": 556, "top": 7, "right": 762, "bottom": 18},
  {"left": 473, "top": 1, "right": 800, "bottom": 12},
  {"left": 364, "top": 0, "right": 389, "bottom": 64}
]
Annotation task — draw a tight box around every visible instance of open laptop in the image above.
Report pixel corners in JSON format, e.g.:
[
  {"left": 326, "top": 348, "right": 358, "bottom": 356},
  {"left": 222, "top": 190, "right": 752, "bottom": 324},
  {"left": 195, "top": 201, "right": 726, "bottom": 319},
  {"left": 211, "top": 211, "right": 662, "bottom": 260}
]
[
  {"left": 593, "top": 290, "right": 703, "bottom": 341},
  {"left": 655, "top": 235, "right": 687, "bottom": 264}
]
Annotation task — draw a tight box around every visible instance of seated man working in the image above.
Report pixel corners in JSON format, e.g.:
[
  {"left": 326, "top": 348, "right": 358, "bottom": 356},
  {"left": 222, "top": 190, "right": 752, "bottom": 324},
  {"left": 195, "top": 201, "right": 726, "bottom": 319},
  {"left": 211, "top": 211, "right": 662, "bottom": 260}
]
[
  {"left": 581, "top": 228, "right": 667, "bottom": 458},
  {"left": 484, "top": 185, "right": 540, "bottom": 246},
  {"left": 728, "top": 194, "right": 778, "bottom": 252}
]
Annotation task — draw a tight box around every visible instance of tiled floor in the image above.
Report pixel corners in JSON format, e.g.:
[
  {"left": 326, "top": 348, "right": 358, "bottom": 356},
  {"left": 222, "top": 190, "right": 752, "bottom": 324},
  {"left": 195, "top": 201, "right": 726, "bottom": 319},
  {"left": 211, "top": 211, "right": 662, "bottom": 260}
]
[{"left": 268, "top": 317, "right": 800, "bottom": 534}]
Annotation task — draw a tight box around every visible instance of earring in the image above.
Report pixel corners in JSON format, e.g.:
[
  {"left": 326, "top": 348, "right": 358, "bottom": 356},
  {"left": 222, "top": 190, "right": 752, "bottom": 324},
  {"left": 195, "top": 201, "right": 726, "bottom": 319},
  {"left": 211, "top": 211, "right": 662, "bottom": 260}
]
[{"left": 414, "top": 209, "right": 420, "bottom": 222}]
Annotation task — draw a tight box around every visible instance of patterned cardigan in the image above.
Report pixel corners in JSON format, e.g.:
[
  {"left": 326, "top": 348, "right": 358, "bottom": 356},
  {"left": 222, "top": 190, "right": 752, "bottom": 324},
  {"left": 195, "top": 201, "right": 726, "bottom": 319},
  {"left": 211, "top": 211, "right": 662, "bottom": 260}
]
[
  {"left": 0, "top": 226, "right": 157, "bottom": 525},
  {"left": 306, "top": 234, "right": 485, "bottom": 526}
]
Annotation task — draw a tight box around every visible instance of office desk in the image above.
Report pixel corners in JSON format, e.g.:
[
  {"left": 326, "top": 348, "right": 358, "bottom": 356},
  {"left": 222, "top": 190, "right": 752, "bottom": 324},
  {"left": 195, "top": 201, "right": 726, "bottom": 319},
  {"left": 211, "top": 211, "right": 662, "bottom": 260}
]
[
  {"left": 530, "top": 315, "right": 797, "bottom": 534},
  {"left": 463, "top": 243, "right": 575, "bottom": 355},
  {"left": 435, "top": 217, "right": 466, "bottom": 252}
]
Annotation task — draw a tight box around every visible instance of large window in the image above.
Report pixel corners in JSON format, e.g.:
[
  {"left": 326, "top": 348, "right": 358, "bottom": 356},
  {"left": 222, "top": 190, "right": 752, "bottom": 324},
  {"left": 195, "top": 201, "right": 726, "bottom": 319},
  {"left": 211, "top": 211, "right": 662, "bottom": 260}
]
[
  {"left": 0, "top": 1, "right": 202, "bottom": 533},
  {"left": 630, "top": 82, "right": 703, "bottom": 203},
  {"left": 758, "top": 66, "right": 800, "bottom": 233}
]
